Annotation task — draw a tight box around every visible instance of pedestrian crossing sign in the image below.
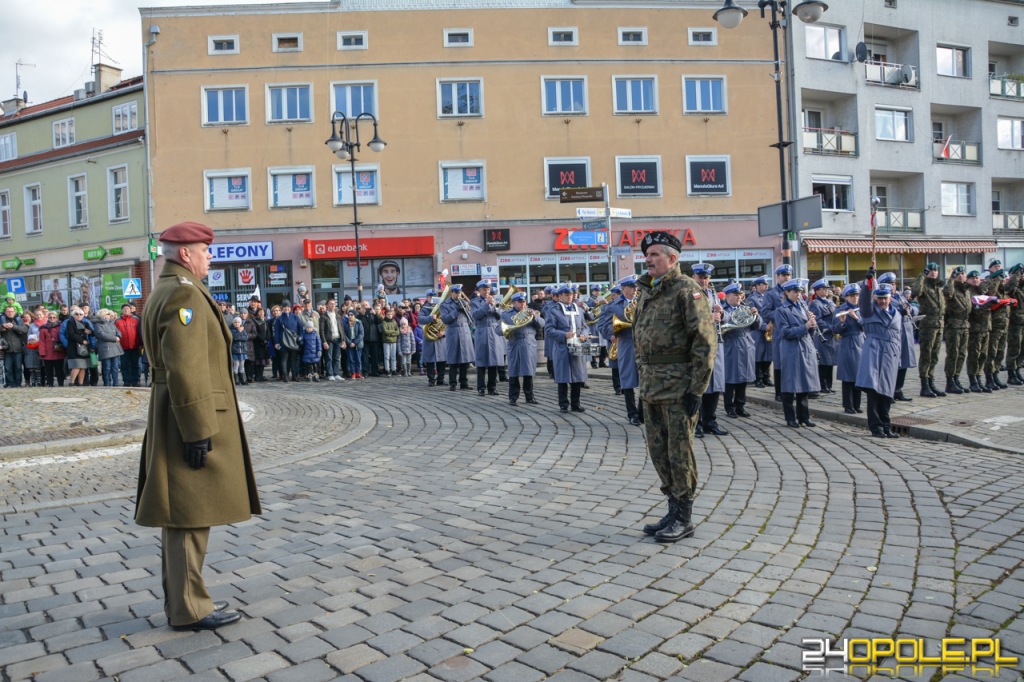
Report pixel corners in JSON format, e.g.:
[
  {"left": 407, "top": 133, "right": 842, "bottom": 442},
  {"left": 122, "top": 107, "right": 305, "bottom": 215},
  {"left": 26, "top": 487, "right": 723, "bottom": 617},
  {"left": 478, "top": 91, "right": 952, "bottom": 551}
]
[{"left": 122, "top": 278, "right": 143, "bottom": 300}]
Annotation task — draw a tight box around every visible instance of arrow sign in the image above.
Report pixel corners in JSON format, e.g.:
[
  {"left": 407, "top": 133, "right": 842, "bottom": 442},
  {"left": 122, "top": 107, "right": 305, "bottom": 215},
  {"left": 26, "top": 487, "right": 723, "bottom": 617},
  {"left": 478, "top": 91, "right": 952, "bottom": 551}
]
[
  {"left": 559, "top": 186, "right": 605, "bottom": 203},
  {"left": 565, "top": 230, "right": 608, "bottom": 246},
  {"left": 608, "top": 207, "right": 632, "bottom": 219},
  {"left": 576, "top": 207, "right": 606, "bottom": 219},
  {"left": 83, "top": 246, "right": 108, "bottom": 261}
]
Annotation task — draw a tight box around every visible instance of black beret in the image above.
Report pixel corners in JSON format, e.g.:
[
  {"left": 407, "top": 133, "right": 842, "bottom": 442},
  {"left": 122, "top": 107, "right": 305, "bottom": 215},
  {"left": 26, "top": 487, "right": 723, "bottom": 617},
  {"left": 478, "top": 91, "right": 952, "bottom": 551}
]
[{"left": 640, "top": 231, "right": 682, "bottom": 255}]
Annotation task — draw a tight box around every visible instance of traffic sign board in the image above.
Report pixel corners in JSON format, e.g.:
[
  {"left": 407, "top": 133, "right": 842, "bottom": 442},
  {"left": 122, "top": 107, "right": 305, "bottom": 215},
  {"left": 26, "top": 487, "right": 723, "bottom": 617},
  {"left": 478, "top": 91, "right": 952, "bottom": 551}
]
[
  {"left": 559, "top": 186, "right": 605, "bottom": 203},
  {"left": 565, "top": 230, "right": 608, "bottom": 246},
  {"left": 122, "top": 278, "right": 143, "bottom": 300},
  {"left": 5, "top": 277, "right": 25, "bottom": 294},
  {"left": 576, "top": 207, "right": 606, "bottom": 219},
  {"left": 580, "top": 220, "right": 605, "bottom": 230}
]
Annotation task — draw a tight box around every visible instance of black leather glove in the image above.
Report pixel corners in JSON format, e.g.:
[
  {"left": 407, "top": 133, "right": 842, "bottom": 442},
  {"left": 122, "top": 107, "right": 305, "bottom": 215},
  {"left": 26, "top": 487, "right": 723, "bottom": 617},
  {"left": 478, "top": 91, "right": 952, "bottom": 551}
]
[
  {"left": 682, "top": 393, "right": 701, "bottom": 418},
  {"left": 866, "top": 267, "right": 876, "bottom": 280},
  {"left": 184, "top": 438, "right": 212, "bottom": 470}
]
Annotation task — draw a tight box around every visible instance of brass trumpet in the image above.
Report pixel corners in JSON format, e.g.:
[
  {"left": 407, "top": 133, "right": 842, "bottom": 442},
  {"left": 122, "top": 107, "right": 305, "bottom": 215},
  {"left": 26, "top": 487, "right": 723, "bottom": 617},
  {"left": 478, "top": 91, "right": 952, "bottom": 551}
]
[{"left": 765, "top": 321, "right": 774, "bottom": 342}]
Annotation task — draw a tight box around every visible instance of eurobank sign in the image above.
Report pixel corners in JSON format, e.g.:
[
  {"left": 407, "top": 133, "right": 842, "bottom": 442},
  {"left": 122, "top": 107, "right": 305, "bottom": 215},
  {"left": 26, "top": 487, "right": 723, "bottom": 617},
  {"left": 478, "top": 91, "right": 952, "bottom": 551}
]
[
  {"left": 303, "top": 236, "right": 434, "bottom": 259},
  {"left": 208, "top": 241, "right": 275, "bottom": 262}
]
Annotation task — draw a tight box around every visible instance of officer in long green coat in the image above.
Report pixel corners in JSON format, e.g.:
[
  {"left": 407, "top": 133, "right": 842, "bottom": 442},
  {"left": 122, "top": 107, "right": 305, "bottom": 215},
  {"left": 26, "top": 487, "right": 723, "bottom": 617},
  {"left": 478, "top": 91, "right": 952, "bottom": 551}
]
[{"left": 136, "top": 221, "right": 261, "bottom": 631}]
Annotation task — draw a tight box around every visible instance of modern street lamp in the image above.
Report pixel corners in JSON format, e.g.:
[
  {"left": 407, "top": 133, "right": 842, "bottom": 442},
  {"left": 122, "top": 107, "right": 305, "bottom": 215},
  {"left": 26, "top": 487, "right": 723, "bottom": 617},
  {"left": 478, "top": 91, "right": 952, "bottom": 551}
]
[
  {"left": 714, "top": 0, "right": 828, "bottom": 267},
  {"left": 324, "top": 111, "right": 387, "bottom": 301}
]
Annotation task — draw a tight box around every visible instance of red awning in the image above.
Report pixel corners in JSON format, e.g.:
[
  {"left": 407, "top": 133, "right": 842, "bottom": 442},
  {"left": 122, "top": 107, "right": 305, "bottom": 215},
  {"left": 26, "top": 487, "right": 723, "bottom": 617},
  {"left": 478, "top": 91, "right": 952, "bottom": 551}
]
[{"left": 802, "top": 238, "right": 999, "bottom": 254}]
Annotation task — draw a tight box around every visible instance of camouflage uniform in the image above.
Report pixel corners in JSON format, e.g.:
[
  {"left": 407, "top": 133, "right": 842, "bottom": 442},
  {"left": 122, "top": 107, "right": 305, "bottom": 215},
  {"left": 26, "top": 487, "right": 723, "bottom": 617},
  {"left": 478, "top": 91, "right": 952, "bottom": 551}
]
[
  {"left": 942, "top": 277, "right": 970, "bottom": 384},
  {"left": 1005, "top": 272, "right": 1024, "bottom": 378},
  {"left": 911, "top": 273, "right": 944, "bottom": 383},
  {"left": 634, "top": 266, "right": 715, "bottom": 502},
  {"left": 966, "top": 283, "right": 990, "bottom": 381},
  {"left": 986, "top": 276, "right": 1010, "bottom": 379}
]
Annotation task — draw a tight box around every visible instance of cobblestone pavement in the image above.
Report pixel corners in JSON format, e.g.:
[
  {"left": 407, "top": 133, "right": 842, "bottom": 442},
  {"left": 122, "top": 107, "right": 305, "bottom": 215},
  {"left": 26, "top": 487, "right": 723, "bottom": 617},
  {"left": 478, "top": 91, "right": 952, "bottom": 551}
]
[{"left": 1, "top": 375, "right": 1023, "bottom": 681}]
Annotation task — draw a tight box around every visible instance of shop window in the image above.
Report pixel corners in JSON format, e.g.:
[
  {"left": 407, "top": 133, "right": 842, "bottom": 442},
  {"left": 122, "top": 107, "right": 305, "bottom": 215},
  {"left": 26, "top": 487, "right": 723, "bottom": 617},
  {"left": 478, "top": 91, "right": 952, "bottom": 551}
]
[
  {"left": 269, "top": 167, "right": 315, "bottom": 208},
  {"left": 439, "top": 161, "right": 485, "bottom": 202}
]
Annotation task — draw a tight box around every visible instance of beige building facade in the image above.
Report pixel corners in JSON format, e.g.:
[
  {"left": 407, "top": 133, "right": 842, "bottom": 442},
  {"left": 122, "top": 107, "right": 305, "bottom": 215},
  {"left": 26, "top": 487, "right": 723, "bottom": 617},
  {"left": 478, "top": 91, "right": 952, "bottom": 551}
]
[{"left": 142, "top": 0, "right": 782, "bottom": 306}]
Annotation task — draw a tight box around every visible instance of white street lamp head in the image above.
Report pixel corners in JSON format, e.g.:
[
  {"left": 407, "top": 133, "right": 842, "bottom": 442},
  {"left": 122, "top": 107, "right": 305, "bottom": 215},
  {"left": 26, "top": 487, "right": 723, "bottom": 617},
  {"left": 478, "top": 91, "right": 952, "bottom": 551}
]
[
  {"left": 325, "top": 138, "right": 344, "bottom": 152},
  {"left": 367, "top": 136, "right": 387, "bottom": 153},
  {"left": 792, "top": 0, "right": 828, "bottom": 23},
  {"left": 713, "top": 0, "right": 748, "bottom": 29},
  {"left": 335, "top": 147, "right": 351, "bottom": 160}
]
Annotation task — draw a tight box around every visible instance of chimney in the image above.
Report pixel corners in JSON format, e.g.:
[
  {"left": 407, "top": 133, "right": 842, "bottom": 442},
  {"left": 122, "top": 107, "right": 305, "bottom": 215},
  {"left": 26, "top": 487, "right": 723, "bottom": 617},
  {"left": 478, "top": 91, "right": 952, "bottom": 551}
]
[
  {"left": 0, "top": 96, "right": 26, "bottom": 115},
  {"left": 93, "top": 63, "right": 123, "bottom": 95}
]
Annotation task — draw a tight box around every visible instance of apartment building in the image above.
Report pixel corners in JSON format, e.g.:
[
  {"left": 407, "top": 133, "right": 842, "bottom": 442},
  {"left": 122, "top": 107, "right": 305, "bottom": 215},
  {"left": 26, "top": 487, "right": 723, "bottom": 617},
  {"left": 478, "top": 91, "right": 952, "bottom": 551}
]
[
  {"left": 0, "top": 66, "right": 150, "bottom": 309},
  {"left": 140, "top": 0, "right": 785, "bottom": 306},
  {"left": 790, "top": 0, "right": 1024, "bottom": 285}
]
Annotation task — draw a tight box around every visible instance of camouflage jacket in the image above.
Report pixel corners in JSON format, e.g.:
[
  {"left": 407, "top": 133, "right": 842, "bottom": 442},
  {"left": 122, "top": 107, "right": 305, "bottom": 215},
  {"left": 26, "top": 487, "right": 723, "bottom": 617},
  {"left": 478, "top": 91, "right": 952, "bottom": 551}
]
[
  {"left": 633, "top": 266, "right": 715, "bottom": 403},
  {"left": 942, "top": 278, "right": 971, "bottom": 329},
  {"left": 985, "top": 277, "right": 1010, "bottom": 329},
  {"left": 911, "top": 273, "right": 945, "bottom": 325},
  {"left": 967, "top": 284, "right": 991, "bottom": 330},
  {"left": 1008, "top": 272, "right": 1024, "bottom": 325}
]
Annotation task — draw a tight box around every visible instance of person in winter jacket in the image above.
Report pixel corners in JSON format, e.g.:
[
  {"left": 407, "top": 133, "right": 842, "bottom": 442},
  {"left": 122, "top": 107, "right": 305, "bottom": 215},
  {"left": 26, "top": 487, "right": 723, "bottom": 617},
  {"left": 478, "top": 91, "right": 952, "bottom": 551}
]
[
  {"left": 115, "top": 304, "right": 143, "bottom": 387},
  {"left": 398, "top": 317, "right": 415, "bottom": 376},
  {"left": 2, "top": 304, "right": 28, "bottom": 387},
  {"left": 300, "top": 320, "right": 323, "bottom": 382},
  {"left": 273, "top": 301, "right": 303, "bottom": 381},
  {"left": 230, "top": 317, "right": 249, "bottom": 386},
  {"left": 38, "top": 311, "right": 67, "bottom": 386},
  {"left": 24, "top": 310, "right": 46, "bottom": 387},
  {"left": 381, "top": 308, "right": 400, "bottom": 376},
  {"left": 93, "top": 309, "right": 124, "bottom": 386},
  {"left": 344, "top": 310, "right": 365, "bottom": 378},
  {"left": 64, "top": 306, "right": 92, "bottom": 387}
]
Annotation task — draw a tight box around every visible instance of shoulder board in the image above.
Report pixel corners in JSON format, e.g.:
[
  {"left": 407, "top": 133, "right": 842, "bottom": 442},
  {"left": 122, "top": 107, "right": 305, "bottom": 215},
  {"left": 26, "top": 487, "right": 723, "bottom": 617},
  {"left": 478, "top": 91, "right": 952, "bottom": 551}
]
[{"left": 178, "top": 277, "right": 194, "bottom": 286}]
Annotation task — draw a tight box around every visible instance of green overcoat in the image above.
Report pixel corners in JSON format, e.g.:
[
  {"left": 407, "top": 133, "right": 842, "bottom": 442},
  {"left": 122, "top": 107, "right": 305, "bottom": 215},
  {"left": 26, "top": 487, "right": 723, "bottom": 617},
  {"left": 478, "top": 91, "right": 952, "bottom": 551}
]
[{"left": 135, "top": 261, "right": 261, "bottom": 528}]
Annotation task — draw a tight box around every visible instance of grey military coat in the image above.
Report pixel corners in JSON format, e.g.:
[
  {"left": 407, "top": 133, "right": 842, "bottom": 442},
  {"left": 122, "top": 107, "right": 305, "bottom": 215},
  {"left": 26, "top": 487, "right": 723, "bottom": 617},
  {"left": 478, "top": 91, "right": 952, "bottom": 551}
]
[
  {"left": 833, "top": 302, "right": 864, "bottom": 382},
  {"left": 776, "top": 299, "right": 819, "bottom": 394},
  {"left": 501, "top": 308, "right": 543, "bottom": 377},
  {"left": 440, "top": 297, "right": 475, "bottom": 365}
]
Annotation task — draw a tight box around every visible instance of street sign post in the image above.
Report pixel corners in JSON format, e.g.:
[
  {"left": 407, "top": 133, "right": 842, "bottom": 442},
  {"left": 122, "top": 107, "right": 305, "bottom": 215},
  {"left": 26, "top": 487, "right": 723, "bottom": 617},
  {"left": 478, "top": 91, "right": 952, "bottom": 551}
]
[
  {"left": 564, "top": 230, "right": 608, "bottom": 247},
  {"left": 5, "top": 277, "right": 26, "bottom": 295},
  {"left": 559, "top": 186, "right": 605, "bottom": 203},
  {"left": 608, "top": 207, "right": 632, "bottom": 219}
]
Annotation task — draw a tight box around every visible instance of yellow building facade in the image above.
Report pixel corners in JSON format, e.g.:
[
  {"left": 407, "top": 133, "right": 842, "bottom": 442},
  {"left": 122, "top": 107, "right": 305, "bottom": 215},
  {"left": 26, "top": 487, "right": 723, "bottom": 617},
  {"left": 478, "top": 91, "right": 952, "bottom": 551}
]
[{"left": 142, "top": 0, "right": 782, "bottom": 305}]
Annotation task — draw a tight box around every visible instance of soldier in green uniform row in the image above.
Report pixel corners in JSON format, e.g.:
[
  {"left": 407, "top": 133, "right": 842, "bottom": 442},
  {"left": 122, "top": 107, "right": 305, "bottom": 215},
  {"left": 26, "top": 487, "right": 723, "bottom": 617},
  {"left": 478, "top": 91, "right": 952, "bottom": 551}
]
[
  {"left": 986, "top": 262, "right": 1010, "bottom": 390},
  {"left": 911, "top": 262, "right": 946, "bottom": 397},
  {"left": 966, "top": 271, "right": 992, "bottom": 393},
  {"left": 633, "top": 231, "right": 715, "bottom": 544},
  {"left": 942, "top": 267, "right": 970, "bottom": 394},
  {"left": 1005, "top": 264, "right": 1024, "bottom": 385}
]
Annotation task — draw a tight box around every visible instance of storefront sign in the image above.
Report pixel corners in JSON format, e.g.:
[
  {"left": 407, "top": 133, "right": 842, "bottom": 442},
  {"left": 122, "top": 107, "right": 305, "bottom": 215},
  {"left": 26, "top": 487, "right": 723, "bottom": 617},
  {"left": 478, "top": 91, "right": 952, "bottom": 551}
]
[
  {"left": 587, "top": 253, "right": 609, "bottom": 263},
  {"left": 208, "top": 269, "right": 226, "bottom": 288},
  {"left": 237, "top": 268, "right": 257, "bottom": 287},
  {"left": 740, "top": 249, "right": 773, "bottom": 259},
  {"left": 497, "top": 255, "right": 528, "bottom": 266},
  {"left": 2, "top": 257, "right": 22, "bottom": 270},
  {"left": 209, "top": 241, "right": 275, "bottom": 262},
  {"left": 304, "top": 236, "right": 433, "bottom": 260},
  {"left": 687, "top": 156, "right": 730, "bottom": 196},
  {"left": 681, "top": 251, "right": 700, "bottom": 262},
  {"left": 617, "top": 229, "right": 697, "bottom": 247},
  {"left": 557, "top": 253, "right": 587, "bottom": 264},
  {"left": 84, "top": 247, "right": 108, "bottom": 261},
  {"left": 484, "top": 229, "right": 511, "bottom": 251},
  {"left": 450, "top": 264, "right": 480, "bottom": 276},
  {"left": 617, "top": 159, "right": 660, "bottom": 196},
  {"left": 703, "top": 250, "right": 737, "bottom": 260},
  {"left": 528, "top": 255, "right": 557, "bottom": 265},
  {"left": 546, "top": 160, "right": 589, "bottom": 198}
]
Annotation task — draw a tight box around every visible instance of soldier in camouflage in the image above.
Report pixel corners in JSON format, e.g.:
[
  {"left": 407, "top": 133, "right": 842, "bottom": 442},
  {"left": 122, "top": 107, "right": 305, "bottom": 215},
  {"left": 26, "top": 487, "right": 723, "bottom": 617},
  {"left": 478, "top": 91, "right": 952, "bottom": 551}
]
[
  {"left": 986, "top": 268, "right": 1010, "bottom": 390},
  {"left": 1006, "top": 265, "right": 1024, "bottom": 385},
  {"left": 633, "top": 231, "right": 715, "bottom": 543},
  {"left": 942, "top": 266, "right": 970, "bottom": 394},
  {"left": 911, "top": 262, "right": 946, "bottom": 397},
  {"left": 965, "top": 271, "right": 992, "bottom": 393}
]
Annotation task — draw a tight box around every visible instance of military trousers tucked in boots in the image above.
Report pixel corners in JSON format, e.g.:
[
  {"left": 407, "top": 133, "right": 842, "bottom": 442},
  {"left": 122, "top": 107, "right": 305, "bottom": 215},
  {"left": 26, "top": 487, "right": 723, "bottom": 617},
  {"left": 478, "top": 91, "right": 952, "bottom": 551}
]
[
  {"left": 967, "top": 327, "right": 989, "bottom": 377},
  {"left": 944, "top": 326, "right": 969, "bottom": 379},
  {"left": 988, "top": 326, "right": 1008, "bottom": 375},
  {"left": 918, "top": 325, "right": 943, "bottom": 379},
  {"left": 1006, "top": 324, "right": 1024, "bottom": 371},
  {"left": 643, "top": 400, "right": 698, "bottom": 501},
  {"left": 162, "top": 527, "right": 214, "bottom": 627}
]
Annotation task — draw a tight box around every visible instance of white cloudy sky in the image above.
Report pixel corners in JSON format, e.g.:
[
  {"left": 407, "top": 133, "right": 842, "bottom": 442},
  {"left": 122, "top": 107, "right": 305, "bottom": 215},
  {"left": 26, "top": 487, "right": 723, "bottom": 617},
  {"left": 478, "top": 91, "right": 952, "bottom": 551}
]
[{"left": 1, "top": 0, "right": 282, "bottom": 105}]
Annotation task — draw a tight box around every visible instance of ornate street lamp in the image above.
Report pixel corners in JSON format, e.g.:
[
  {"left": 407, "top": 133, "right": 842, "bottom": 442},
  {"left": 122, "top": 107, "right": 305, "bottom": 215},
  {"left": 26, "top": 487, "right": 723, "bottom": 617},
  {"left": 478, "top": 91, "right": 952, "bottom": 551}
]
[{"left": 324, "top": 112, "right": 386, "bottom": 300}]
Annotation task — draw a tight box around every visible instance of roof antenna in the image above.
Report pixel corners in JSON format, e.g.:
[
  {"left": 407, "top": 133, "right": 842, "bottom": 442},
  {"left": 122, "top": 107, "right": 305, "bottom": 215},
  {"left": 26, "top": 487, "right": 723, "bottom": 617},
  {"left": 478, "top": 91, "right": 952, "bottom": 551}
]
[{"left": 15, "top": 59, "right": 35, "bottom": 100}]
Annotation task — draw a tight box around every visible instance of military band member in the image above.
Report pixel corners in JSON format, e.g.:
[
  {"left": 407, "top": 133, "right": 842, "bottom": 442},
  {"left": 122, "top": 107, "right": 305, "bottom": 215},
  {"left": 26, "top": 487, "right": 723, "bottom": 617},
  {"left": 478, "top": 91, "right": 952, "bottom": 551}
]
[
  {"left": 545, "top": 284, "right": 590, "bottom": 413},
  {"left": 749, "top": 276, "right": 772, "bottom": 387},
  {"left": 809, "top": 279, "right": 837, "bottom": 394},
  {"left": 942, "top": 267, "right": 970, "bottom": 393},
  {"left": 634, "top": 232, "right": 715, "bottom": 543},
  {"left": 721, "top": 282, "right": 756, "bottom": 418},
  {"left": 857, "top": 278, "right": 902, "bottom": 438},
  {"left": 603, "top": 276, "right": 641, "bottom": 425},
  {"left": 776, "top": 280, "right": 818, "bottom": 428},
  {"left": 586, "top": 284, "right": 610, "bottom": 369},
  {"left": 441, "top": 284, "right": 474, "bottom": 391},
  {"left": 602, "top": 285, "right": 623, "bottom": 395},
  {"left": 501, "top": 292, "right": 543, "bottom": 406},
  {"left": 835, "top": 283, "right": 865, "bottom": 414},
  {"left": 878, "top": 272, "right": 916, "bottom": 401},
  {"left": 986, "top": 268, "right": 1010, "bottom": 389},
  {"left": 570, "top": 284, "right": 593, "bottom": 388},
  {"left": 418, "top": 290, "right": 448, "bottom": 387},
  {"left": 471, "top": 280, "right": 503, "bottom": 396},
  {"left": 1007, "top": 264, "right": 1024, "bottom": 385},
  {"left": 911, "top": 262, "right": 946, "bottom": 397},
  {"left": 541, "top": 286, "right": 558, "bottom": 378},
  {"left": 966, "top": 271, "right": 993, "bottom": 393},
  {"left": 691, "top": 263, "right": 727, "bottom": 438},
  {"left": 762, "top": 264, "right": 792, "bottom": 400}
]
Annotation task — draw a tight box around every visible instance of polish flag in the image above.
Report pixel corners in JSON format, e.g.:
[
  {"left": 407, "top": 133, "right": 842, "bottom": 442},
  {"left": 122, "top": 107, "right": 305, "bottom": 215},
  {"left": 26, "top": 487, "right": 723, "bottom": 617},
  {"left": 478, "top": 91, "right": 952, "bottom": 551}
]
[{"left": 941, "top": 135, "right": 952, "bottom": 159}]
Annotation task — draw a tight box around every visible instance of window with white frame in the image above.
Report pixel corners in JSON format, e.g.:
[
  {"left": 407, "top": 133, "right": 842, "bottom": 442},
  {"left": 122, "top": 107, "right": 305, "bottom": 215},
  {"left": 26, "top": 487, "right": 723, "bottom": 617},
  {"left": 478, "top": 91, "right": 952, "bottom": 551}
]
[
  {"left": 332, "top": 82, "right": 376, "bottom": 119},
  {"left": 549, "top": 27, "right": 578, "bottom": 46},
  {"left": 338, "top": 31, "right": 367, "bottom": 50},
  {"left": 208, "top": 35, "right": 239, "bottom": 55},
  {"left": 0, "top": 191, "right": 10, "bottom": 239},
  {"left": 267, "top": 84, "right": 311, "bottom": 122},
  {"left": 273, "top": 33, "right": 302, "bottom": 52},
  {"left": 616, "top": 156, "right": 661, "bottom": 197},
  {"left": 269, "top": 168, "right": 315, "bottom": 208},
  {"left": 203, "top": 86, "right": 248, "bottom": 125},
  {"left": 204, "top": 169, "right": 251, "bottom": 211},
  {"left": 25, "top": 184, "right": 42, "bottom": 234},
  {"left": 937, "top": 45, "right": 970, "bottom": 78},
  {"left": 437, "top": 79, "right": 483, "bottom": 117},
  {"left": 875, "top": 106, "right": 912, "bottom": 141},
  {"left": 112, "top": 101, "right": 138, "bottom": 133},
  {"left": 439, "top": 161, "right": 485, "bottom": 202},
  {"left": 811, "top": 175, "right": 852, "bottom": 211},
  {"left": 941, "top": 182, "right": 975, "bottom": 215},
  {"left": 613, "top": 76, "right": 657, "bottom": 114},
  {"left": 688, "top": 28, "right": 717, "bottom": 46},
  {"left": 618, "top": 27, "right": 647, "bottom": 45},
  {"left": 544, "top": 157, "right": 590, "bottom": 199},
  {"left": 334, "top": 164, "right": 380, "bottom": 206},
  {"left": 108, "top": 165, "right": 129, "bottom": 223},
  {"left": 68, "top": 175, "right": 88, "bottom": 228},
  {"left": 443, "top": 29, "right": 473, "bottom": 47},
  {"left": 805, "top": 24, "right": 845, "bottom": 61},
  {"left": 997, "top": 117, "right": 1024, "bottom": 150},
  {"left": 542, "top": 77, "right": 587, "bottom": 115},
  {"left": 0, "top": 133, "right": 16, "bottom": 162},
  {"left": 683, "top": 77, "right": 726, "bottom": 113},
  {"left": 53, "top": 118, "right": 75, "bottom": 148}
]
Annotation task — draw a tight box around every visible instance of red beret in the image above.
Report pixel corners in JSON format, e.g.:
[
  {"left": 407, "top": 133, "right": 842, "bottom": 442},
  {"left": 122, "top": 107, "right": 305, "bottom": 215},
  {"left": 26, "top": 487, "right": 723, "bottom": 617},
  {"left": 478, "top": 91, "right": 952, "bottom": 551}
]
[{"left": 158, "top": 221, "right": 215, "bottom": 245}]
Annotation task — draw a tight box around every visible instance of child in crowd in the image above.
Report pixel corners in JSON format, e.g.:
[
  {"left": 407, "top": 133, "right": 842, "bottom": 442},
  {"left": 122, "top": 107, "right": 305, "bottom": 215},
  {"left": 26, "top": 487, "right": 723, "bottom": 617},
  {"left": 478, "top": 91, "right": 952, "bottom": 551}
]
[
  {"left": 230, "top": 317, "right": 249, "bottom": 385},
  {"left": 301, "top": 320, "right": 323, "bottom": 382},
  {"left": 398, "top": 317, "right": 415, "bottom": 377}
]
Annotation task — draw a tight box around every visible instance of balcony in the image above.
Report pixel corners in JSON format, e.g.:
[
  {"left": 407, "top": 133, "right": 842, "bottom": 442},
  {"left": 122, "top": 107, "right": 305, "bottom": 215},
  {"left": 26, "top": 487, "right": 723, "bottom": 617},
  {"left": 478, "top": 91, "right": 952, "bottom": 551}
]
[
  {"left": 990, "top": 76, "right": 1024, "bottom": 101},
  {"left": 803, "top": 127, "right": 858, "bottom": 156},
  {"left": 865, "top": 61, "right": 919, "bottom": 88},
  {"left": 993, "top": 211, "right": 1024, "bottom": 233},
  {"left": 933, "top": 139, "right": 981, "bottom": 164},
  {"left": 876, "top": 208, "right": 924, "bottom": 234}
]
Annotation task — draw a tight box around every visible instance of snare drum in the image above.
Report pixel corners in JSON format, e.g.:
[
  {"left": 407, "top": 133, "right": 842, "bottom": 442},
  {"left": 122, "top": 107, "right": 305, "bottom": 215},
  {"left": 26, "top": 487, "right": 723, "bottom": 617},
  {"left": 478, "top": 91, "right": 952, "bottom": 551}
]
[{"left": 569, "top": 341, "right": 600, "bottom": 357}]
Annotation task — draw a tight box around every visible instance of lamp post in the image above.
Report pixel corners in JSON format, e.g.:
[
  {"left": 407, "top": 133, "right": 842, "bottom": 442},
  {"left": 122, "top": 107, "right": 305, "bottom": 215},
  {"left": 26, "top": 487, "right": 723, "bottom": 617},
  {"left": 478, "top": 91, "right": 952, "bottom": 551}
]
[
  {"left": 324, "top": 112, "right": 386, "bottom": 301},
  {"left": 714, "top": 0, "right": 828, "bottom": 267}
]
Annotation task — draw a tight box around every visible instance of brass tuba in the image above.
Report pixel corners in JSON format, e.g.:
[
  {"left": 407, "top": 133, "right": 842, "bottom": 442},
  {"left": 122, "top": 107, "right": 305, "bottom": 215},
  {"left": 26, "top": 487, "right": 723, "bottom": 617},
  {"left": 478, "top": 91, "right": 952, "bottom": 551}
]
[
  {"left": 422, "top": 285, "right": 451, "bottom": 341},
  {"left": 497, "top": 284, "right": 520, "bottom": 311},
  {"left": 501, "top": 308, "right": 535, "bottom": 338},
  {"left": 611, "top": 297, "right": 637, "bottom": 335}
]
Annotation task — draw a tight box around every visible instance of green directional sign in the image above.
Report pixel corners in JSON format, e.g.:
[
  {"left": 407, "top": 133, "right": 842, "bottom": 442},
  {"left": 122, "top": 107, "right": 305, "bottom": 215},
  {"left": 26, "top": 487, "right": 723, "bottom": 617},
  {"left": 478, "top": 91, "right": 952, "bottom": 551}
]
[
  {"left": 84, "top": 246, "right": 108, "bottom": 261},
  {"left": 1, "top": 257, "right": 21, "bottom": 270},
  {"left": 148, "top": 237, "right": 158, "bottom": 261}
]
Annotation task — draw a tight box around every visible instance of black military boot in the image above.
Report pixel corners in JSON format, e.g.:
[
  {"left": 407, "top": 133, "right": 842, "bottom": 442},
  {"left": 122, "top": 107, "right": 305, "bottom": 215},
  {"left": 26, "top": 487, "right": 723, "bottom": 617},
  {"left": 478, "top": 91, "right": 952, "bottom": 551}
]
[
  {"left": 977, "top": 375, "right": 991, "bottom": 393},
  {"left": 1008, "top": 369, "right": 1023, "bottom": 386},
  {"left": 955, "top": 376, "right": 968, "bottom": 392},
  {"left": 920, "top": 377, "right": 936, "bottom": 397},
  {"left": 945, "top": 378, "right": 963, "bottom": 395},
  {"left": 928, "top": 378, "right": 945, "bottom": 397},
  {"left": 655, "top": 497, "right": 694, "bottom": 543},
  {"left": 984, "top": 373, "right": 998, "bottom": 391},
  {"left": 642, "top": 498, "right": 678, "bottom": 536},
  {"left": 994, "top": 372, "right": 1009, "bottom": 389},
  {"left": 968, "top": 375, "right": 982, "bottom": 392}
]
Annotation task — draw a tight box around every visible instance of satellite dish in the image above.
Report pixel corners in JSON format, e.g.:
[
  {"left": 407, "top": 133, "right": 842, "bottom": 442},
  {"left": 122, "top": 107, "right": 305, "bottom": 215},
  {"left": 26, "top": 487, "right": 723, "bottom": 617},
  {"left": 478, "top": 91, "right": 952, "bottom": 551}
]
[
  {"left": 855, "top": 42, "right": 868, "bottom": 62},
  {"left": 901, "top": 63, "right": 918, "bottom": 86}
]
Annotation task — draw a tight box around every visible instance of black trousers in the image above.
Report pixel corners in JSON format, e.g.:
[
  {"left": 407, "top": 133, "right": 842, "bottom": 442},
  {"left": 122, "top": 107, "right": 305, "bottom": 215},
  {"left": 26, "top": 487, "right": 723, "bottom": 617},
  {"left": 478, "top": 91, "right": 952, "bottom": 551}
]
[
  {"left": 895, "top": 367, "right": 907, "bottom": 393},
  {"left": 426, "top": 361, "right": 446, "bottom": 384},
  {"left": 842, "top": 381, "right": 862, "bottom": 411},
  {"left": 756, "top": 361, "right": 771, "bottom": 383},
  {"left": 774, "top": 368, "right": 782, "bottom": 398},
  {"left": 477, "top": 366, "right": 497, "bottom": 391},
  {"left": 611, "top": 366, "right": 621, "bottom": 393},
  {"left": 623, "top": 387, "right": 641, "bottom": 419},
  {"left": 448, "top": 362, "right": 469, "bottom": 388},
  {"left": 782, "top": 392, "right": 810, "bottom": 423},
  {"left": 700, "top": 392, "right": 720, "bottom": 428},
  {"left": 865, "top": 388, "right": 893, "bottom": 433},
  {"left": 546, "top": 357, "right": 553, "bottom": 378},
  {"left": 724, "top": 383, "right": 747, "bottom": 412},
  {"left": 818, "top": 365, "right": 834, "bottom": 392},
  {"left": 557, "top": 382, "right": 583, "bottom": 409},
  {"left": 509, "top": 375, "right": 534, "bottom": 402}
]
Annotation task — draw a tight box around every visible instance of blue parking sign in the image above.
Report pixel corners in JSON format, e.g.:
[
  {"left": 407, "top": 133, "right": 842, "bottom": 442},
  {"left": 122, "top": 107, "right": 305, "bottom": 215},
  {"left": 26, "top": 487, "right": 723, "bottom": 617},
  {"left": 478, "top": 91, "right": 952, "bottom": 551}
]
[{"left": 5, "top": 277, "right": 25, "bottom": 294}]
